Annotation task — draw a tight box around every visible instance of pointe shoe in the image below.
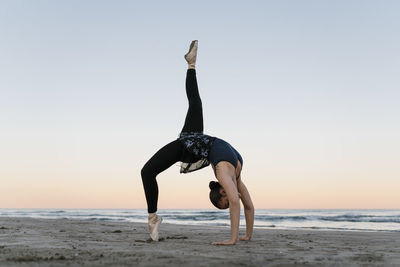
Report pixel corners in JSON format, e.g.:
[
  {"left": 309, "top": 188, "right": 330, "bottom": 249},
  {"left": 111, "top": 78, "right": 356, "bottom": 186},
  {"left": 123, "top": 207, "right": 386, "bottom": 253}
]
[
  {"left": 148, "top": 213, "right": 162, "bottom": 241},
  {"left": 184, "top": 40, "right": 198, "bottom": 69}
]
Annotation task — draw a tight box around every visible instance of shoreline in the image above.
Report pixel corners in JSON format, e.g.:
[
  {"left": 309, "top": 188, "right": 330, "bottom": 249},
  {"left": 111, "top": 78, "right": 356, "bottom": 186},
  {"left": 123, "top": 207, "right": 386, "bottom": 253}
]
[
  {"left": 1, "top": 217, "right": 399, "bottom": 266},
  {"left": 1, "top": 215, "right": 398, "bottom": 234},
  {"left": 2, "top": 209, "right": 398, "bottom": 234}
]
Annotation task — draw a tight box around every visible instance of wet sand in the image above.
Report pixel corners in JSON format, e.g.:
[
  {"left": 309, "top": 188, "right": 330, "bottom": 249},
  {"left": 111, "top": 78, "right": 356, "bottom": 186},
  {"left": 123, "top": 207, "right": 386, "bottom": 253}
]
[{"left": 0, "top": 217, "right": 399, "bottom": 266}]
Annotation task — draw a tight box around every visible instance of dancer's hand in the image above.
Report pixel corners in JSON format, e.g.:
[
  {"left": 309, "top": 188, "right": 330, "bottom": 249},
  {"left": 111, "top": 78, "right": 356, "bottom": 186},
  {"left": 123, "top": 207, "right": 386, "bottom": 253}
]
[{"left": 212, "top": 239, "right": 236, "bottom": 245}]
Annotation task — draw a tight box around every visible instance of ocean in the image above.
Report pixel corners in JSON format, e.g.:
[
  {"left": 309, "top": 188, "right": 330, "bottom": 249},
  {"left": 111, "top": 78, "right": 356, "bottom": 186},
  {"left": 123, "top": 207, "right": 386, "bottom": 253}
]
[{"left": 1, "top": 209, "right": 399, "bottom": 232}]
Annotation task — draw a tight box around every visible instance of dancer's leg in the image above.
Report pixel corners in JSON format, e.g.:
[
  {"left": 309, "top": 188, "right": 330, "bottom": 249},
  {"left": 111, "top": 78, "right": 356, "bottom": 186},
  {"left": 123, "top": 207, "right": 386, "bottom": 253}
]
[
  {"left": 141, "top": 140, "right": 183, "bottom": 241},
  {"left": 181, "top": 40, "right": 203, "bottom": 133},
  {"left": 141, "top": 140, "right": 183, "bottom": 213},
  {"left": 181, "top": 69, "right": 204, "bottom": 133}
]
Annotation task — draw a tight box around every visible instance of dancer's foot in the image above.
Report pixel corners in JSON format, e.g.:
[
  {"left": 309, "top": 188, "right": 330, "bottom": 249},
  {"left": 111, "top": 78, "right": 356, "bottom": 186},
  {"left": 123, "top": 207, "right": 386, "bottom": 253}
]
[
  {"left": 148, "top": 213, "right": 162, "bottom": 241},
  {"left": 184, "top": 40, "right": 198, "bottom": 69}
]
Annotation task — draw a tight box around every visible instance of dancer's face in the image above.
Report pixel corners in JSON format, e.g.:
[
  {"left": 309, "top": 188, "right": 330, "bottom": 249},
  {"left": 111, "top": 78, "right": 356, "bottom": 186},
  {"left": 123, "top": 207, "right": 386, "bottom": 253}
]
[{"left": 218, "top": 189, "right": 229, "bottom": 209}]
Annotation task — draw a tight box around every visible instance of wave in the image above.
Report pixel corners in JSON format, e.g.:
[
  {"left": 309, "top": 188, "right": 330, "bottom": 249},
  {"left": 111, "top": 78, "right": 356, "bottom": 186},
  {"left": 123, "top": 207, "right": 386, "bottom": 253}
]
[
  {"left": 319, "top": 214, "right": 400, "bottom": 223},
  {"left": 48, "top": 210, "right": 66, "bottom": 214},
  {"left": 162, "top": 214, "right": 230, "bottom": 221},
  {"left": 255, "top": 215, "right": 308, "bottom": 221}
]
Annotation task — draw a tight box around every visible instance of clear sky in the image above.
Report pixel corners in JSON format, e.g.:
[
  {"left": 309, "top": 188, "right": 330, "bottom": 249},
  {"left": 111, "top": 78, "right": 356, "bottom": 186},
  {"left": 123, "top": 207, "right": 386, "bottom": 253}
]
[{"left": 1, "top": 0, "right": 399, "bottom": 209}]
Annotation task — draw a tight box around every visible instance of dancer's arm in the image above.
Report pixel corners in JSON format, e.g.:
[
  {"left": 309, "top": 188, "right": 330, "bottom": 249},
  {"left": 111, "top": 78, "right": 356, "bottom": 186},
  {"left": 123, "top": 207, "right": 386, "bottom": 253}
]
[
  {"left": 237, "top": 176, "right": 254, "bottom": 240},
  {"left": 212, "top": 167, "right": 240, "bottom": 245}
]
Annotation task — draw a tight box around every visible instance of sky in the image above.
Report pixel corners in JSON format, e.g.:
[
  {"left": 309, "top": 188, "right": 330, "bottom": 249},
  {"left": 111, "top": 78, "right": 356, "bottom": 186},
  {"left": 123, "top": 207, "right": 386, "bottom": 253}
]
[{"left": 1, "top": 0, "right": 399, "bottom": 209}]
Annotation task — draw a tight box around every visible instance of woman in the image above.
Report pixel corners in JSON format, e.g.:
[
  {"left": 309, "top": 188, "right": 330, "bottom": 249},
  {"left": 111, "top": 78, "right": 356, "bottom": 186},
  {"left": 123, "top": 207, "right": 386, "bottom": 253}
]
[{"left": 141, "top": 40, "right": 254, "bottom": 245}]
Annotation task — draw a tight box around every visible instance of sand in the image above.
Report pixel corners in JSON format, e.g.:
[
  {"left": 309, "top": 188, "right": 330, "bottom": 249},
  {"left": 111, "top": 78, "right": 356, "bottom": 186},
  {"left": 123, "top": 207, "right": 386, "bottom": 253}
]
[{"left": 0, "top": 217, "right": 399, "bottom": 266}]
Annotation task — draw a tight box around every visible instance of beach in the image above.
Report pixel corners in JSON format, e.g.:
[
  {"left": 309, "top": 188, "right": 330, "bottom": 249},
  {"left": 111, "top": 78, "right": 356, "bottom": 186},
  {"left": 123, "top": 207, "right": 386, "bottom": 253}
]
[{"left": 0, "top": 217, "right": 399, "bottom": 266}]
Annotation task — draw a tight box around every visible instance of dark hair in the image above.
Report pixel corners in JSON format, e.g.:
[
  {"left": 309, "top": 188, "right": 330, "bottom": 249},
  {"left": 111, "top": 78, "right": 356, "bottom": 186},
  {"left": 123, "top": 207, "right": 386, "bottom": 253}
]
[{"left": 209, "top": 181, "right": 223, "bottom": 209}]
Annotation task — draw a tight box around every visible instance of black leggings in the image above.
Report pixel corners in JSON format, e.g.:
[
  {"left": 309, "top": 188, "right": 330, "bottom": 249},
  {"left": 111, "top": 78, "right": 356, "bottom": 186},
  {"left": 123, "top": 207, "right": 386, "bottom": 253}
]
[{"left": 141, "top": 69, "right": 203, "bottom": 213}]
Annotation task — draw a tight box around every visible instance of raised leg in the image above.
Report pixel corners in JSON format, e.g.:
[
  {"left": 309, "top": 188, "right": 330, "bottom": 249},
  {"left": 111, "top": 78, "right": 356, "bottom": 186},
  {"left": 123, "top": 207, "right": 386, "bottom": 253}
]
[
  {"left": 181, "top": 40, "right": 203, "bottom": 133},
  {"left": 181, "top": 69, "right": 204, "bottom": 133}
]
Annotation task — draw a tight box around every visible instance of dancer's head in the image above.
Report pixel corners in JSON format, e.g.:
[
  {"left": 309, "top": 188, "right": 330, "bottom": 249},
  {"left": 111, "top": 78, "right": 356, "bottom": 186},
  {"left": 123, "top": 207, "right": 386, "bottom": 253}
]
[{"left": 209, "top": 181, "right": 229, "bottom": 209}]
